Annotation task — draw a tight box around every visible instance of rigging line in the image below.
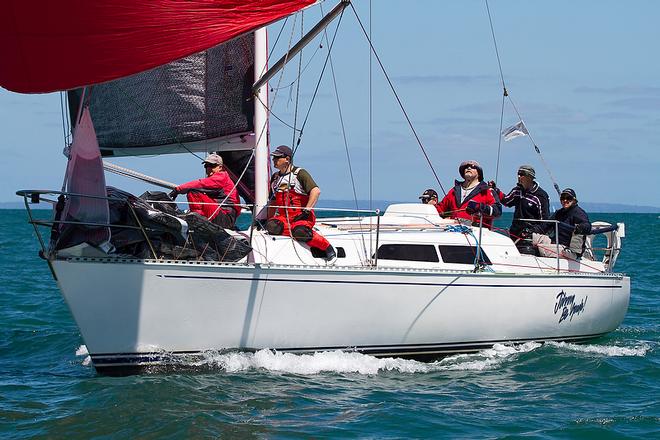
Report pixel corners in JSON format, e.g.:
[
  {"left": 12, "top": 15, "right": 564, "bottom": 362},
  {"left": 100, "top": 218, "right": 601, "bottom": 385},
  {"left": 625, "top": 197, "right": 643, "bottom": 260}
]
[
  {"left": 262, "top": 17, "right": 289, "bottom": 79},
  {"left": 208, "top": 149, "right": 255, "bottom": 220},
  {"left": 320, "top": 2, "right": 369, "bottom": 260},
  {"left": 495, "top": 92, "right": 505, "bottom": 183},
  {"left": 485, "top": 0, "right": 506, "bottom": 90},
  {"left": 485, "top": 0, "right": 507, "bottom": 184},
  {"left": 507, "top": 97, "right": 562, "bottom": 196},
  {"left": 292, "top": 6, "right": 346, "bottom": 155},
  {"left": 59, "top": 92, "right": 69, "bottom": 149},
  {"left": 319, "top": 4, "right": 359, "bottom": 212},
  {"left": 255, "top": 93, "right": 302, "bottom": 131},
  {"left": 267, "top": 11, "right": 299, "bottom": 113},
  {"left": 369, "top": 0, "right": 373, "bottom": 212},
  {"left": 283, "top": 10, "right": 310, "bottom": 265},
  {"left": 291, "top": 11, "right": 304, "bottom": 149},
  {"left": 368, "top": 0, "right": 374, "bottom": 261},
  {"left": 269, "top": 43, "right": 323, "bottom": 91},
  {"left": 484, "top": 0, "right": 560, "bottom": 195},
  {"left": 349, "top": 3, "right": 446, "bottom": 196}
]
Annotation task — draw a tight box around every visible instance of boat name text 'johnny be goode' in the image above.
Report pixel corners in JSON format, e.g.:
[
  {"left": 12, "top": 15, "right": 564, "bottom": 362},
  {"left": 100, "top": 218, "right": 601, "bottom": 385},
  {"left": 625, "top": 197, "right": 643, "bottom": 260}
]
[{"left": 554, "top": 291, "right": 588, "bottom": 324}]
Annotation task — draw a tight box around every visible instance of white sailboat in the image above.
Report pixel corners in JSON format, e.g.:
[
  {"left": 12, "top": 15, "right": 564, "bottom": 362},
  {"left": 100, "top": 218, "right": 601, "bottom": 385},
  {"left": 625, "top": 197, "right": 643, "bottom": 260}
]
[{"left": 5, "top": 0, "right": 629, "bottom": 375}]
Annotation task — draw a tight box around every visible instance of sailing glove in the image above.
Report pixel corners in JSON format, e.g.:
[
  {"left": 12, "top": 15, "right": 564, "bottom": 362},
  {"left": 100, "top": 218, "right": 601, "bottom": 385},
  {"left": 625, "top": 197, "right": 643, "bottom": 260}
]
[
  {"left": 293, "top": 208, "right": 311, "bottom": 222},
  {"left": 466, "top": 201, "right": 492, "bottom": 216}
]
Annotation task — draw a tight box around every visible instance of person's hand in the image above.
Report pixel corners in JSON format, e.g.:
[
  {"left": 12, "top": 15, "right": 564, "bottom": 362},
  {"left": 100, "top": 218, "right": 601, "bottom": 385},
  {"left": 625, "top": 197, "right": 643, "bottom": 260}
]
[
  {"left": 293, "top": 208, "right": 311, "bottom": 222},
  {"left": 487, "top": 180, "right": 497, "bottom": 189},
  {"left": 465, "top": 200, "right": 478, "bottom": 214},
  {"left": 168, "top": 189, "right": 178, "bottom": 200},
  {"left": 573, "top": 224, "right": 583, "bottom": 234},
  {"left": 467, "top": 201, "right": 492, "bottom": 216}
]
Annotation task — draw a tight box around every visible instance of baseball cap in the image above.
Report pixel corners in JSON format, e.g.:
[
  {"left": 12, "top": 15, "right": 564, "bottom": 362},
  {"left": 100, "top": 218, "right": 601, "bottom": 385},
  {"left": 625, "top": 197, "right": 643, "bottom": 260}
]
[
  {"left": 202, "top": 153, "right": 223, "bottom": 166},
  {"left": 271, "top": 145, "right": 293, "bottom": 158}
]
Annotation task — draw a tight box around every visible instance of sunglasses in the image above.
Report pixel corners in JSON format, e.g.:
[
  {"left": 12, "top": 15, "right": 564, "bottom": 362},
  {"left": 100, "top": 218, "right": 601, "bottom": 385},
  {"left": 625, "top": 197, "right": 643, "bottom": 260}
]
[
  {"left": 463, "top": 165, "right": 477, "bottom": 170},
  {"left": 204, "top": 163, "right": 218, "bottom": 168},
  {"left": 560, "top": 196, "right": 574, "bottom": 202}
]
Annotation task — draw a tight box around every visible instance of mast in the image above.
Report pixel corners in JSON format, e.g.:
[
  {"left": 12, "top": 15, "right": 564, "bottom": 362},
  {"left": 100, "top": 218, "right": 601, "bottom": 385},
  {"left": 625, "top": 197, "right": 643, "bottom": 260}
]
[{"left": 254, "top": 27, "right": 269, "bottom": 219}]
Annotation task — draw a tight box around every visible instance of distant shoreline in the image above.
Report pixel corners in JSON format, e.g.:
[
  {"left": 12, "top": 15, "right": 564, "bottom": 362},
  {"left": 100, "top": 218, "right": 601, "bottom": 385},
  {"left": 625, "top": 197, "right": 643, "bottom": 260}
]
[{"left": 3, "top": 200, "right": 659, "bottom": 213}]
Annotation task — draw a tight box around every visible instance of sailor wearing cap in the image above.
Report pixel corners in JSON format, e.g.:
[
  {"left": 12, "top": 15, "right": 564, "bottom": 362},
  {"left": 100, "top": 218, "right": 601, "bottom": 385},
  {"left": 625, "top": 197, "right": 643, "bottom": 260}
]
[
  {"left": 491, "top": 165, "right": 550, "bottom": 254},
  {"left": 436, "top": 160, "right": 502, "bottom": 229},
  {"left": 265, "top": 145, "right": 336, "bottom": 261},
  {"left": 170, "top": 153, "right": 240, "bottom": 228},
  {"left": 419, "top": 188, "right": 439, "bottom": 205},
  {"left": 532, "top": 188, "right": 592, "bottom": 259}
]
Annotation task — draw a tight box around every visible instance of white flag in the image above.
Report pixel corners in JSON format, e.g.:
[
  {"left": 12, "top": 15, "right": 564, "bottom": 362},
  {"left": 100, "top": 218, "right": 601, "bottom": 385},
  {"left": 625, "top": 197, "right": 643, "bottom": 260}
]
[{"left": 501, "top": 120, "right": 529, "bottom": 141}]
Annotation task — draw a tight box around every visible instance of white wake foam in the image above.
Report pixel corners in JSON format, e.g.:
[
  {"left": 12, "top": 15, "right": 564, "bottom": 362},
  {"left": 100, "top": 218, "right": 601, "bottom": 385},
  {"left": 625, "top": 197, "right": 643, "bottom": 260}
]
[
  {"left": 75, "top": 344, "right": 91, "bottom": 366},
  {"left": 548, "top": 341, "right": 650, "bottom": 356},
  {"left": 200, "top": 342, "right": 542, "bottom": 375}
]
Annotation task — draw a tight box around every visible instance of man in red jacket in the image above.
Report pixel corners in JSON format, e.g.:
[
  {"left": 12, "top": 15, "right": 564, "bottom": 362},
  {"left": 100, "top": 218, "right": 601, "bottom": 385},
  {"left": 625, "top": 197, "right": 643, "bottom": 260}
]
[
  {"left": 436, "top": 160, "right": 502, "bottom": 229},
  {"left": 170, "top": 153, "right": 240, "bottom": 228}
]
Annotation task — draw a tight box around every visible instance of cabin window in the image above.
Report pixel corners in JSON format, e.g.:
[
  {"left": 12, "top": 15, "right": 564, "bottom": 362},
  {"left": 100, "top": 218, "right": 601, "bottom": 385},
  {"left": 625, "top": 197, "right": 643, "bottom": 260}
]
[
  {"left": 312, "top": 247, "right": 346, "bottom": 258},
  {"left": 376, "top": 244, "right": 439, "bottom": 262},
  {"left": 438, "top": 245, "right": 491, "bottom": 265}
]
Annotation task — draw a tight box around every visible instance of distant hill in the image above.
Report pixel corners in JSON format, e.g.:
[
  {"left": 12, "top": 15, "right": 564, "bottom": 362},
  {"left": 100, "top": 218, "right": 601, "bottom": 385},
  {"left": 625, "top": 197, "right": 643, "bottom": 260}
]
[{"left": 3, "top": 199, "right": 660, "bottom": 213}]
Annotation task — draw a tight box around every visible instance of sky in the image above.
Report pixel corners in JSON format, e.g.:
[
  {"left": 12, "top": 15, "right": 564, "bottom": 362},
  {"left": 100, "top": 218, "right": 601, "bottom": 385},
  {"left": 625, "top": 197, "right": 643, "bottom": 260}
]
[{"left": 1, "top": 0, "right": 659, "bottom": 208}]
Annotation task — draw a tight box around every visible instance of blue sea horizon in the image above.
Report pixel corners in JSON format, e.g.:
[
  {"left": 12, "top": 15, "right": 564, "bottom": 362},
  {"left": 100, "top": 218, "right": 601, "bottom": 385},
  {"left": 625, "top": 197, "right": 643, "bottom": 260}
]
[{"left": 1, "top": 210, "right": 657, "bottom": 438}]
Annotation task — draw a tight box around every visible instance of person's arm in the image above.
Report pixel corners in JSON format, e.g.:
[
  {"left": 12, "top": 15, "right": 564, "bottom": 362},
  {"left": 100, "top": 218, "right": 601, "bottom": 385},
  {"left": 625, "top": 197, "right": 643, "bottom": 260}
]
[
  {"left": 176, "top": 175, "right": 217, "bottom": 193},
  {"left": 532, "top": 190, "right": 551, "bottom": 233},
  {"left": 306, "top": 186, "right": 320, "bottom": 210},
  {"left": 573, "top": 208, "right": 592, "bottom": 235},
  {"left": 487, "top": 189, "right": 502, "bottom": 218},
  {"left": 500, "top": 186, "right": 522, "bottom": 207},
  {"left": 296, "top": 169, "right": 320, "bottom": 211},
  {"left": 437, "top": 193, "right": 453, "bottom": 217}
]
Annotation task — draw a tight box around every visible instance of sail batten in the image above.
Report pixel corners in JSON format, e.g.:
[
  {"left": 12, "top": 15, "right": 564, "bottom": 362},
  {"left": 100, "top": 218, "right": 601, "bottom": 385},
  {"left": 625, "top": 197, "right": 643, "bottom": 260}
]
[{"left": 0, "top": 0, "right": 316, "bottom": 93}]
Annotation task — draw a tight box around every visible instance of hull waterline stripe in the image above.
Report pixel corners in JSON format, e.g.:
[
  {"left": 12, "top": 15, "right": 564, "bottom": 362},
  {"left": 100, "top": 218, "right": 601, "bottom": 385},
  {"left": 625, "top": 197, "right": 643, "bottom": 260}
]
[
  {"left": 89, "top": 332, "right": 609, "bottom": 367},
  {"left": 156, "top": 274, "right": 621, "bottom": 289}
]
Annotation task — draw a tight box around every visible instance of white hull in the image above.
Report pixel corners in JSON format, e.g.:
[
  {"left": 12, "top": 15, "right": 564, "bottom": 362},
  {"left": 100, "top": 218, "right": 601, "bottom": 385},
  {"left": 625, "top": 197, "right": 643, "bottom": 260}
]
[{"left": 54, "top": 257, "right": 630, "bottom": 374}]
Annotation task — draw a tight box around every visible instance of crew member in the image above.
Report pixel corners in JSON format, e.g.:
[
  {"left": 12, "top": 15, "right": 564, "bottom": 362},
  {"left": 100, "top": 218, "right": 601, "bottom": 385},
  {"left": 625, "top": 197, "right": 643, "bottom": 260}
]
[
  {"left": 170, "top": 153, "right": 240, "bottom": 229},
  {"left": 419, "top": 189, "right": 439, "bottom": 206},
  {"left": 533, "top": 188, "right": 592, "bottom": 258},
  {"left": 491, "top": 165, "right": 549, "bottom": 254},
  {"left": 265, "top": 145, "right": 336, "bottom": 261},
  {"left": 436, "top": 160, "right": 502, "bottom": 229}
]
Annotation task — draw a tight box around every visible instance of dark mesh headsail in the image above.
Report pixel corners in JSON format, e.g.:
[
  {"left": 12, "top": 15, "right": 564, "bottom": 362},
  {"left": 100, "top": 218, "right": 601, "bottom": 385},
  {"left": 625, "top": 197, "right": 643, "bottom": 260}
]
[{"left": 69, "top": 33, "right": 255, "bottom": 157}]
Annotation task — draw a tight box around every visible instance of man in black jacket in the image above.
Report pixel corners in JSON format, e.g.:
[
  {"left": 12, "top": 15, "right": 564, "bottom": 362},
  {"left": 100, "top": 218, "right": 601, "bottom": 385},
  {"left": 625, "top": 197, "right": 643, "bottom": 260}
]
[
  {"left": 492, "top": 165, "right": 549, "bottom": 254},
  {"left": 533, "top": 188, "right": 592, "bottom": 259}
]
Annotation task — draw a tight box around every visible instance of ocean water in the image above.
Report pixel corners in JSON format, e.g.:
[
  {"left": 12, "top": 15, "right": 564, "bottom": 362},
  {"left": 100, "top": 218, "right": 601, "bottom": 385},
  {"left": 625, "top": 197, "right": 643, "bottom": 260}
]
[{"left": 0, "top": 209, "right": 657, "bottom": 438}]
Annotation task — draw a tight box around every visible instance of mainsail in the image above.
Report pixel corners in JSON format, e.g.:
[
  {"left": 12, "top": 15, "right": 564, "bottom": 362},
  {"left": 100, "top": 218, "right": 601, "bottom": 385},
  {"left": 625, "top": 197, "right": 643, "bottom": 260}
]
[
  {"left": 67, "top": 35, "right": 256, "bottom": 158},
  {"left": 0, "top": 0, "right": 316, "bottom": 93}
]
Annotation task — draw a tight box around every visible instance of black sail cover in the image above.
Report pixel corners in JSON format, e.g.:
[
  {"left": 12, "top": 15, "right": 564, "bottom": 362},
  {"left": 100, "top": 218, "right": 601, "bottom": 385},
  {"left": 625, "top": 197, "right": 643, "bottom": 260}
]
[{"left": 68, "top": 33, "right": 256, "bottom": 202}]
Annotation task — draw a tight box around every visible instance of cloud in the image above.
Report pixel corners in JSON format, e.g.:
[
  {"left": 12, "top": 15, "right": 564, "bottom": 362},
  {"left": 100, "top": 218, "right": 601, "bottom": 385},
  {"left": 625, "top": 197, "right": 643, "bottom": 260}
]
[
  {"left": 574, "top": 85, "right": 660, "bottom": 95},
  {"left": 605, "top": 97, "right": 660, "bottom": 111},
  {"left": 394, "top": 115, "right": 494, "bottom": 126},
  {"left": 592, "top": 111, "right": 640, "bottom": 120},
  {"left": 452, "top": 101, "right": 591, "bottom": 124},
  {"left": 392, "top": 74, "right": 496, "bottom": 86}
]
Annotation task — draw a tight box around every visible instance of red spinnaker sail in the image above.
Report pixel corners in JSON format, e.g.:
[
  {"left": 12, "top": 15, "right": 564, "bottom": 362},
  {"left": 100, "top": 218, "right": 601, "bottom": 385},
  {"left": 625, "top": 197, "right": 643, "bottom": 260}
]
[{"left": 0, "top": 0, "right": 315, "bottom": 94}]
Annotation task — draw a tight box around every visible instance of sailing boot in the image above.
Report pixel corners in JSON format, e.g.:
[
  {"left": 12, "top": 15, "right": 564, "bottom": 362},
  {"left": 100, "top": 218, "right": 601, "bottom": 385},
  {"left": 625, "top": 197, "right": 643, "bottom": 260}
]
[{"left": 324, "top": 245, "right": 337, "bottom": 263}]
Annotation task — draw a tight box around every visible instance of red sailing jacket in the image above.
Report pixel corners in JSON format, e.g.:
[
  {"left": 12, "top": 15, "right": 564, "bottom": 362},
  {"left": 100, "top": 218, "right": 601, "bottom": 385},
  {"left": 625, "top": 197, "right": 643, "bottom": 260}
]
[
  {"left": 436, "top": 180, "right": 502, "bottom": 229},
  {"left": 176, "top": 171, "right": 240, "bottom": 220}
]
